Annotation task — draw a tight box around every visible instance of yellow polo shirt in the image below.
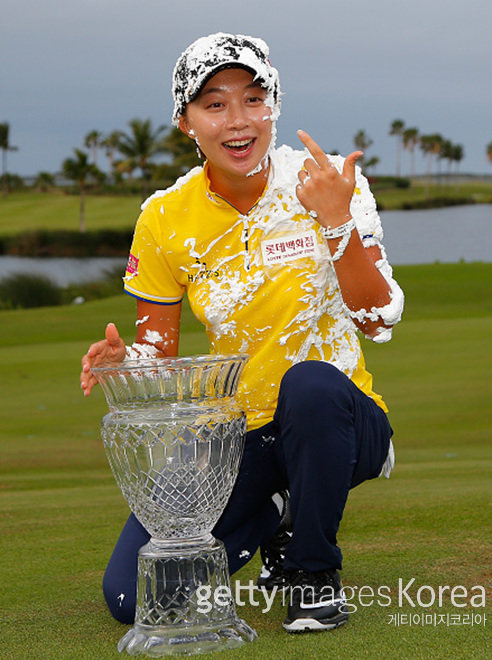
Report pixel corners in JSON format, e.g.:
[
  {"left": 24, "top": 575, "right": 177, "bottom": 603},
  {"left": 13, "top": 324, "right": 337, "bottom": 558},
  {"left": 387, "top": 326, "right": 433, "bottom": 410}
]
[{"left": 124, "top": 146, "right": 391, "bottom": 429}]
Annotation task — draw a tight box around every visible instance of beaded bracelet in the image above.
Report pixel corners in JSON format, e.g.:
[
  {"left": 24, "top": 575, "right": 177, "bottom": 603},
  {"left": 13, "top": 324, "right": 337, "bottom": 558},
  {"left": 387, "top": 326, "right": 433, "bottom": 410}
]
[{"left": 320, "top": 217, "right": 356, "bottom": 261}]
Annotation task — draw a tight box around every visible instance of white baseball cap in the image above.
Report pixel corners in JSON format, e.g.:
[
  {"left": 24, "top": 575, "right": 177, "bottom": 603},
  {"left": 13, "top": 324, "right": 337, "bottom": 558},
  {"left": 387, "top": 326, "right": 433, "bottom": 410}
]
[{"left": 171, "top": 32, "right": 281, "bottom": 126}]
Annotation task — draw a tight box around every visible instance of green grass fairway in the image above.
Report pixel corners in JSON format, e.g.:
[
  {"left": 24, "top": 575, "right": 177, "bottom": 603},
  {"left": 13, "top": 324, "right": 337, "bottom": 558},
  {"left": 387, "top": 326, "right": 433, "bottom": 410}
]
[
  {"left": 1, "top": 263, "right": 491, "bottom": 659},
  {"left": 0, "top": 192, "right": 142, "bottom": 236},
  {"left": 372, "top": 179, "right": 492, "bottom": 209},
  {"left": 1, "top": 182, "right": 491, "bottom": 241}
]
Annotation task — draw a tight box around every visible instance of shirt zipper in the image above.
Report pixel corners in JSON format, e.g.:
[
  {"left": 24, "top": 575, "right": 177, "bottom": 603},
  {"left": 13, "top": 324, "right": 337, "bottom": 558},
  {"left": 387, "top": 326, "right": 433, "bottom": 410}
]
[
  {"left": 240, "top": 215, "right": 251, "bottom": 271},
  {"left": 212, "top": 193, "right": 258, "bottom": 272}
]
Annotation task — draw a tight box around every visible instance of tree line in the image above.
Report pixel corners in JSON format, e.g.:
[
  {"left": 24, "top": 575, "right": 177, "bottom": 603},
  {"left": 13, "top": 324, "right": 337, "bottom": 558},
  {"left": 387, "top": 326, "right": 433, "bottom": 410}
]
[
  {"left": 387, "top": 119, "right": 468, "bottom": 179},
  {"left": 0, "top": 119, "right": 201, "bottom": 202},
  {"left": 354, "top": 119, "right": 468, "bottom": 179},
  {"left": 71, "top": 120, "right": 201, "bottom": 191},
  {"left": 2, "top": 117, "right": 492, "bottom": 202},
  {"left": 61, "top": 120, "right": 203, "bottom": 231}
]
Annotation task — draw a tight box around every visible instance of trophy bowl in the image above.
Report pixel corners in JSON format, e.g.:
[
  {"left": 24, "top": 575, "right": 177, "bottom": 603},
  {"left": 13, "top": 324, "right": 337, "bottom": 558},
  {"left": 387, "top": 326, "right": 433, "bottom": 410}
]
[{"left": 92, "top": 354, "right": 256, "bottom": 656}]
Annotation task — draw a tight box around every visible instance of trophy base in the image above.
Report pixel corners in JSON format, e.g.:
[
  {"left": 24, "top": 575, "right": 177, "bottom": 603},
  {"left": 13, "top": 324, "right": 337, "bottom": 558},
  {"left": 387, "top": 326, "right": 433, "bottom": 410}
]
[
  {"left": 118, "top": 535, "right": 256, "bottom": 656},
  {"left": 117, "top": 619, "right": 256, "bottom": 657}
]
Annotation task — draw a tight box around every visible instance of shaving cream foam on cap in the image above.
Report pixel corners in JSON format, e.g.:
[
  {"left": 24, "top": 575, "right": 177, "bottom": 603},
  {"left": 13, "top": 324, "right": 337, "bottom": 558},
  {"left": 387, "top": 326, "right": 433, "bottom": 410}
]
[{"left": 172, "top": 32, "right": 281, "bottom": 126}]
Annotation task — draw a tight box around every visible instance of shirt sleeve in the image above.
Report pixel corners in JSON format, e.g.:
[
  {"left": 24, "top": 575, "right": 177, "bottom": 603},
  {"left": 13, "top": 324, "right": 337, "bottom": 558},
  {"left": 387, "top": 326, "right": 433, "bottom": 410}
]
[{"left": 123, "top": 207, "right": 184, "bottom": 305}]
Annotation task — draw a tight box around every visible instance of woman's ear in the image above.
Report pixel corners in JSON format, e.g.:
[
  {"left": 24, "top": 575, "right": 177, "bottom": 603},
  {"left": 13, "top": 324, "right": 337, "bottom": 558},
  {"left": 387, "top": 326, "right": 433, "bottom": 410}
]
[
  {"left": 178, "top": 115, "right": 193, "bottom": 139},
  {"left": 178, "top": 114, "right": 204, "bottom": 160}
]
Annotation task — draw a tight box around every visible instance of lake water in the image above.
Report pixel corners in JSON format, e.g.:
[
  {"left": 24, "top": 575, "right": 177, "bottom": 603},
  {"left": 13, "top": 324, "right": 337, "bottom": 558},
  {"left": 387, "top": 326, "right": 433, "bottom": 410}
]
[
  {"left": 0, "top": 205, "right": 490, "bottom": 285},
  {"left": 380, "top": 204, "right": 492, "bottom": 265},
  {"left": 0, "top": 255, "right": 127, "bottom": 286}
]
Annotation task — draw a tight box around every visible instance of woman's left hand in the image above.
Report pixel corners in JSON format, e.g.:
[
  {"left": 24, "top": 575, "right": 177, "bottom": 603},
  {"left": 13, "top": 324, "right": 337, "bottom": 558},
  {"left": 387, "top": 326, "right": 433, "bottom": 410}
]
[{"left": 295, "top": 129, "right": 362, "bottom": 229}]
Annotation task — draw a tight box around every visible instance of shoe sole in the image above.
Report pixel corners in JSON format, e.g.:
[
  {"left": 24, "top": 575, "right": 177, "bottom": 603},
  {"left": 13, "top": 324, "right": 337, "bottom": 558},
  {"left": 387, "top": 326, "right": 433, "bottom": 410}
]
[{"left": 283, "top": 613, "right": 349, "bottom": 633}]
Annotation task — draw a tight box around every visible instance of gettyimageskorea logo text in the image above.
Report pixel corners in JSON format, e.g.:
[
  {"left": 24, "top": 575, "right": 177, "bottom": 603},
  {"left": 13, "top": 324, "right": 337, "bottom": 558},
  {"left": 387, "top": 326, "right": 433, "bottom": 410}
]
[{"left": 195, "top": 577, "right": 487, "bottom": 621}]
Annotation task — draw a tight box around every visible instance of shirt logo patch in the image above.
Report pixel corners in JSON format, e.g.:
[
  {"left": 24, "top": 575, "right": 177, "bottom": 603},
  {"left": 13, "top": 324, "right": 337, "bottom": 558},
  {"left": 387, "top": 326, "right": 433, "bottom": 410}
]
[
  {"left": 261, "top": 230, "right": 318, "bottom": 266},
  {"left": 126, "top": 254, "right": 139, "bottom": 275}
]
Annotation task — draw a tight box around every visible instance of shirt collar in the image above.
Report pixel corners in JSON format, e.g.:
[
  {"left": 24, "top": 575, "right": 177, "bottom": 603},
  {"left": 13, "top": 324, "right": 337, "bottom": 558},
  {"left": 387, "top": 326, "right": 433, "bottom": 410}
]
[{"left": 202, "top": 160, "right": 274, "bottom": 213}]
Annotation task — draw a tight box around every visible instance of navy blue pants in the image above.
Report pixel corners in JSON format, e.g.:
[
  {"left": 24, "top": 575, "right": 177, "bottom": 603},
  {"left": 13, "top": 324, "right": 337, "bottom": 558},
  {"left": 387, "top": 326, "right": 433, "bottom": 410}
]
[{"left": 103, "top": 361, "right": 393, "bottom": 623}]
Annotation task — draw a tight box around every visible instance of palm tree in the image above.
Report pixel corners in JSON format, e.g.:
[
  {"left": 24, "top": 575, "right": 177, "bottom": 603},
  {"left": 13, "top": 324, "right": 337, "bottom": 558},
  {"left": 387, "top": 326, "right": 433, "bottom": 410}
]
[
  {"left": 62, "top": 149, "right": 103, "bottom": 232},
  {"left": 353, "top": 130, "right": 378, "bottom": 173},
  {"left": 440, "top": 139, "right": 454, "bottom": 179},
  {"left": 419, "top": 135, "right": 435, "bottom": 193},
  {"left": 34, "top": 171, "right": 56, "bottom": 192},
  {"left": 420, "top": 133, "right": 443, "bottom": 190},
  {"left": 114, "top": 158, "right": 137, "bottom": 182},
  {"left": 364, "top": 155, "right": 380, "bottom": 174},
  {"left": 452, "top": 144, "right": 464, "bottom": 174},
  {"left": 84, "top": 130, "right": 102, "bottom": 166},
  {"left": 101, "top": 130, "right": 123, "bottom": 181},
  {"left": 431, "top": 134, "right": 444, "bottom": 176},
  {"left": 116, "top": 118, "right": 167, "bottom": 195},
  {"left": 0, "top": 122, "right": 19, "bottom": 195},
  {"left": 402, "top": 127, "right": 419, "bottom": 179},
  {"left": 389, "top": 119, "right": 405, "bottom": 177},
  {"left": 353, "top": 129, "right": 373, "bottom": 152}
]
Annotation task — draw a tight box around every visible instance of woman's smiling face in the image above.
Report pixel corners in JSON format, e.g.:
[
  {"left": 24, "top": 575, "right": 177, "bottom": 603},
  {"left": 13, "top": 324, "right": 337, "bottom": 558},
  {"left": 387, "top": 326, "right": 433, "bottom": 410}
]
[{"left": 179, "top": 67, "right": 273, "bottom": 183}]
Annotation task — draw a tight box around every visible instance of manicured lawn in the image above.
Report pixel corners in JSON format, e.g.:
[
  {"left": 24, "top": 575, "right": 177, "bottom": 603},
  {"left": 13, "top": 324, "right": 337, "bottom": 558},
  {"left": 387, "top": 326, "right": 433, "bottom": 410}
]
[
  {"left": 1, "top": 181, "right": 491, "bottom": 242},
  {"left": 1, "top": 263, "right": 490, "bottom": 659},
  {"left": 373, "top": 179, "right": 492, "bottom": 209},
  {"left": 0, "top": 192, "right": 141, "bottom": 236}
]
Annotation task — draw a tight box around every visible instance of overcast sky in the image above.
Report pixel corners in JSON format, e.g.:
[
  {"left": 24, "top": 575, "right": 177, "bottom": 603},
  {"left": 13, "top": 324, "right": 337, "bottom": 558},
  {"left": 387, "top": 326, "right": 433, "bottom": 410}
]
[{"left": 2, "top": 0, "right": 491, "bottom": 177}]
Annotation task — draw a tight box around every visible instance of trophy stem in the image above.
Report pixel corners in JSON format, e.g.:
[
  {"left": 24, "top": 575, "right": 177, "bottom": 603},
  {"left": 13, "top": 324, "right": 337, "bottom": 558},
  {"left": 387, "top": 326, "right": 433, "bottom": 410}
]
[{"left": 118, "top": 536, "right": 256, "bottom": 656}]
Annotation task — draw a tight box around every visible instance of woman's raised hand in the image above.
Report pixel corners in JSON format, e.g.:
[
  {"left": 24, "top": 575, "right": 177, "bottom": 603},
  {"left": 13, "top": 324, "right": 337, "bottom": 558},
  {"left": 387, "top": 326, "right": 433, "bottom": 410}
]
[
  {"left": 80, "top": 322, "right": 126, "bottom": 396},
  {"left": 295, "top": 129, "right": 363, "bottom": 229}
]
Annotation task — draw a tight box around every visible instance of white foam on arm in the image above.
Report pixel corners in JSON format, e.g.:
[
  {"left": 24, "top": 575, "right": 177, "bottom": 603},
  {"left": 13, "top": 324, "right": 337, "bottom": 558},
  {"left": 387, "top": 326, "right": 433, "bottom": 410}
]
[{"left": 347, "top": 163, "right": 405, "bottom": 343}]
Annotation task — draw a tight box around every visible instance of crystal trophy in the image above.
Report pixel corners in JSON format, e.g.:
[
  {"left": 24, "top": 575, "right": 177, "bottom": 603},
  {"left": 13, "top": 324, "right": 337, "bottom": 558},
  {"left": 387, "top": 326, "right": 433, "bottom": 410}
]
[{"left": 91, "top": 354, "right": 256, "bottom": 656}]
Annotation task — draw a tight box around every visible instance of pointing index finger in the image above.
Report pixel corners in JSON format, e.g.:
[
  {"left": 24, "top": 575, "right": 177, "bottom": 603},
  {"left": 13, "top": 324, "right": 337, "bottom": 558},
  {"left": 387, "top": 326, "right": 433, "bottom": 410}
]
[{"left": 297, "top": 129, "right": 330, "bottom": 169}]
